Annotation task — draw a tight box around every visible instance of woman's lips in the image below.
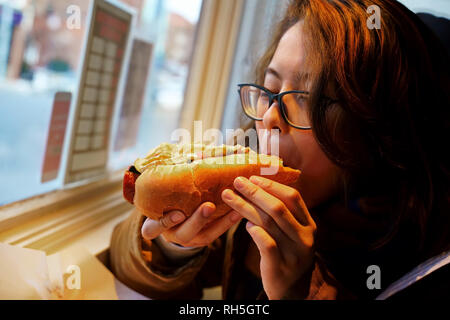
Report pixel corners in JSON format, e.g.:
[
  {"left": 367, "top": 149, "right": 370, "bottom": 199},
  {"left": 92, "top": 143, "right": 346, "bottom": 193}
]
[
  {"left": 278, "top": 143, "right": 301, "bottom": 170},
  {"left": 258, "top": 130, "right": 281, "bottom": 157},
  {"left": 257, "top": 129, "right": 301, "bottom": 170},
  {"left": 279, "top": 150, "right": 292, "bottom": 168}
]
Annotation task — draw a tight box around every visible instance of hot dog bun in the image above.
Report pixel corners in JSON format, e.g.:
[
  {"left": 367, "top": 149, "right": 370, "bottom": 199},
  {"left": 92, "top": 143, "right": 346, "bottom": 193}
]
[{"left": 123, "top": 143, "right": 300, "bottom": 220}]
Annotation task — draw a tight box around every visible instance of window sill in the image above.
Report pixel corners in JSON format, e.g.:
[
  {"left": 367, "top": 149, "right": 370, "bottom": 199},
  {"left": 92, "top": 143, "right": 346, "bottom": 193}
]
[{"left": 0, "top": 169, "right": 132, "bottom": 256}]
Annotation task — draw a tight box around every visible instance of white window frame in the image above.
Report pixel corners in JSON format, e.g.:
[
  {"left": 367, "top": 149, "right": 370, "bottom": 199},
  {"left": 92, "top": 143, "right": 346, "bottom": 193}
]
[{"left": 179, "top": 0, "right": 245, "bottom": 133}]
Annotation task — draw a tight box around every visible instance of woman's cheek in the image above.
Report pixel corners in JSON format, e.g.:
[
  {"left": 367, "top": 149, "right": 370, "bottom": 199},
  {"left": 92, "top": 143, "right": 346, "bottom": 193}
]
[
  {"left": 295, "top": 135, "right": 341, "bottom": 208},
  {"left": 254, "top": 124, "right": 340, "bottom": 208}
]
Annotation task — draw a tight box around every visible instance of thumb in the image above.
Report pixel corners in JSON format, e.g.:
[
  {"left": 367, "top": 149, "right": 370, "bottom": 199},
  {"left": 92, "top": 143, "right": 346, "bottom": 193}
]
[{"left": 141, "top": 211, "right": 186, "bottom": 240}]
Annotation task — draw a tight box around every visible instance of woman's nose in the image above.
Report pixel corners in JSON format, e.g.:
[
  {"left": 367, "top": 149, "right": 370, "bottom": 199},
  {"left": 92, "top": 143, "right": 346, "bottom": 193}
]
[{"left": 262, "top": 100, "right": 288, "bottom": 133}]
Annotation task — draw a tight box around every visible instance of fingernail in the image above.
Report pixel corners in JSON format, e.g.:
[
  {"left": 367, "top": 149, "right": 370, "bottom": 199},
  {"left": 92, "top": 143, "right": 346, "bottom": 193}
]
[
  {"left": 141, "top": 220, "right": 151, "bottom": 239},
  {"left": 230, "top": 211, "right": 241, "bottom": 222},
  {"left": 222, "top": 189, "right": 234, "bottom": 201},
  {"left": 171, "top": 212, "right": 185, "bottom": 223},
  {"left": 203, "top": 205, "right": 214, "bottom": 218},
  {"left": 234, "top": 176, "right": 246, "bottom": 189},
  {"left": 250, "top": 175, "right": 263, "bottom": 184},
  {"left": 141, "top": 226, "right": 150, "bottom": 239},
  {"left": 246, "top": 221, "right": 255, "bottom": 228}
]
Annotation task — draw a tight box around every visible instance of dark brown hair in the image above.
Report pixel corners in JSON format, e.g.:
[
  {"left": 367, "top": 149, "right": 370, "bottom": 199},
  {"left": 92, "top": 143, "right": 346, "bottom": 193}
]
[{"left": 255, "top": 0, "right": 450, "bottom": 259}]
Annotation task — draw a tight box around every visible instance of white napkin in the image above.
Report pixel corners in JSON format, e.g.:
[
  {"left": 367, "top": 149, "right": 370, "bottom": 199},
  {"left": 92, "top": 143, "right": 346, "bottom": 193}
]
[{"left": 0, "top": 242, "right": 118, "bottom": 300}]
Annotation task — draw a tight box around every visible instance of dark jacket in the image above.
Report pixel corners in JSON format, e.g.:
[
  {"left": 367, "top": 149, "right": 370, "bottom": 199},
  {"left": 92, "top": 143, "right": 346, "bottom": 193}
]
[{"left": 109, "top": 200, "right": 449, "bottom": 300}]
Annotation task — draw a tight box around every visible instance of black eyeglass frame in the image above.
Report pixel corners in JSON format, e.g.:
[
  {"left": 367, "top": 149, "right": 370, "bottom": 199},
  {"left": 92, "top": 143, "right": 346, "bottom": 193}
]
[{"left": 237, "top": 83, "right": 338, "bottom": 130}]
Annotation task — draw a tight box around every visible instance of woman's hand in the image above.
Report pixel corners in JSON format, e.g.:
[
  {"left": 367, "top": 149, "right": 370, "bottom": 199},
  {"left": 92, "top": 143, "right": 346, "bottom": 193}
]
[
  {"left": 141, "top": 202, "right": 242, "bottom": 248},
  {"left": 221, "top": 175, "right": 317, "bottom": 300}
]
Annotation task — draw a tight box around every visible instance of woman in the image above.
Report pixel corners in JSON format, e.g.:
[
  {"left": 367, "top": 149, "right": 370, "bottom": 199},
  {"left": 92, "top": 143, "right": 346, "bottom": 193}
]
[{"left": 110, "top": 0, "right": 449, "bottom": 299}]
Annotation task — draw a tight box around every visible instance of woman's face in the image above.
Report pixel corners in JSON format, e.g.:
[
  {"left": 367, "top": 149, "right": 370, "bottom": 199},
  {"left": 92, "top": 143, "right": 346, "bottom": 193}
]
[{"left": 256, "top": 21, "right": 341, "bottom": 209}]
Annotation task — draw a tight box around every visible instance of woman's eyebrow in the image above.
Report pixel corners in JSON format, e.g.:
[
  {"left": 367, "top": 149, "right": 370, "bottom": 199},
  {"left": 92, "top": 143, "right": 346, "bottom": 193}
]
[
  {"left": 265, "top": 67, "right": 310, "bottom": 86},
  {"left": 294, "top": 71, "right": 310, "bottom": 86},
  {"left": 264, "top": 67, "right": 281, "bottom": 79}
]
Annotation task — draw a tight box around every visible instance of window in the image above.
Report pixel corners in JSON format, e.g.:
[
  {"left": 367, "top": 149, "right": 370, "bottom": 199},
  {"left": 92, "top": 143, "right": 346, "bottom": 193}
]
[
  {"left": 397, "top": 0, "right": 450, "bottom": 18},
  {"left": 0, "top": 0, "right": 90, "bottom": 205},
  {"left": 221, "top": 0, "right": 289, "bottom": 132},
  {"left": 0, "top": 0, "right": 202, "bottom": 205},
  {"left": 110, "top": 0, "right": 202, "bottom": 170},
  {"left": 0, "top": 0, "right": 243, "bottom": 259}
]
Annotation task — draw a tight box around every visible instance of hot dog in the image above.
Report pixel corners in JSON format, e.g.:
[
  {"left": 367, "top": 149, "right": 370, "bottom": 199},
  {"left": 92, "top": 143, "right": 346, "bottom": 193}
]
[{"left": 123, "top": 143, "right": 300, "bottom": 220}]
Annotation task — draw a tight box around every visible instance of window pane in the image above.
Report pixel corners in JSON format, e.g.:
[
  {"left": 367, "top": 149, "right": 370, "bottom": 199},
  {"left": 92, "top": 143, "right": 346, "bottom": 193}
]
[
  {"left": 0, "top": 0, "right": 202, "bottom": 205},
  {"left": 109, "top": 0, "right": 202, "bottom": 170},
  {"left": 0, "top": 0, "right": 89, "bottom": 205}
]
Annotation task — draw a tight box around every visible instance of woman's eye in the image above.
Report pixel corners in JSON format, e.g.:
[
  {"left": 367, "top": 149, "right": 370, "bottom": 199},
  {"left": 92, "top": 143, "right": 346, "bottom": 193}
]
[
  {"left": 259, "top": 92, "right": 271, "bottom": 102},
  {"left": 296, "top": 94, "right": 307, "bottom": 104}
]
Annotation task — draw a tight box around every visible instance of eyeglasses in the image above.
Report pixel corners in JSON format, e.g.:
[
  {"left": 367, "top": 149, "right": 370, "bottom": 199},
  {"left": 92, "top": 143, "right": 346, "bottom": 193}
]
[{"left": 238, "top": 83, "right": 337, "bottom": 130}]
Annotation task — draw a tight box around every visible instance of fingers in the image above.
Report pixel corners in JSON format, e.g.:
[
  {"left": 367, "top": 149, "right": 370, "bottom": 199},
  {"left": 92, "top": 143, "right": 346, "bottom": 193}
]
[
  {"left": 245, "top": 221, "right": 281, "bottom": 262},
  {"left": 232, "top": 177, "right": 304, "bottom": 241},
  {"left": 249, "top": 175, "right": 314, "bottom": 227},
  {"left": 141, "top": 210, "right": 186, "bottom": 240},
  {"left": 221, "top": 188, "right": 292, "bottom": 247},
  {"left": 182, "top": 210, "right": 243, "bottom": 247},
  {"left": 163, "top": 202, "right": 216, "bottom": 246},
  {"left": 142, "top": 202, "right": 243, "bottom": 247}
]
